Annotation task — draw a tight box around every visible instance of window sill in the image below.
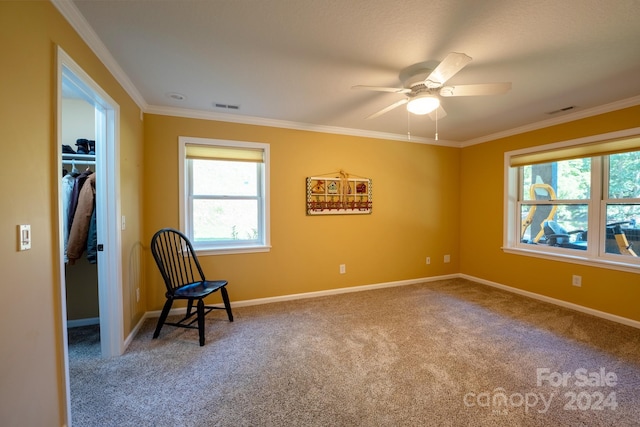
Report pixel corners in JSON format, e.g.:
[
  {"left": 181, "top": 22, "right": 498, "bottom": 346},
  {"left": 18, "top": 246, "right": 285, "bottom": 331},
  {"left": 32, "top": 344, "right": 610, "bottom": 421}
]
[
  {"left": 503, "top": 246, "right": 640, "bottom": 274},
  {"left": 194, "top": 244, "right": 271, "bottom": 256}
]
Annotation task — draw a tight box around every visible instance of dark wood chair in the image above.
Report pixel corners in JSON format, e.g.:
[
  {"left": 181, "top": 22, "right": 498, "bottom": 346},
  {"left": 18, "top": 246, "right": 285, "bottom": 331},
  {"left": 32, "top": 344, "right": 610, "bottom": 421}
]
[{"left": 150, "top": 228, "right": 233, "bottom": 346}]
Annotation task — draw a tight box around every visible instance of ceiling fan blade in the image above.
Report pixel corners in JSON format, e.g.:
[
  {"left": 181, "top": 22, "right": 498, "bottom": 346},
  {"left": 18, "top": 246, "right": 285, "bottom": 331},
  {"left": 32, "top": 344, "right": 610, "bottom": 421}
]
[
  {"left": 352, "top": 85, "right": 411, "bottom": 94},
  {"left": 428, "top": 105, "right": 447, "bottom": 121},
  {"left": 366, "top": 98, "right": 408, "bottom": 120},
  {"left": 439, "top": 82, "right": 512, "bottom": 97},
  {"left": 425, "top": 52, "right": 472, "bottom": 88}
]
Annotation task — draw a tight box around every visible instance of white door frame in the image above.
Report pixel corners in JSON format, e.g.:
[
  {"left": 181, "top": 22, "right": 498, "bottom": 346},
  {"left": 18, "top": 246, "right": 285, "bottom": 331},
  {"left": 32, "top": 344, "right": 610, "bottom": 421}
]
[{"left": 56, "top": 47, "right": 124, "bottom": 425}]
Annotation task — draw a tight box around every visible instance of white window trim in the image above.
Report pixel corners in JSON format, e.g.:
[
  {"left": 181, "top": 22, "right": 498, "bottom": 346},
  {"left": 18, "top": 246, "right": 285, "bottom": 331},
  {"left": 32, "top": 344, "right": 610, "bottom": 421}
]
[
  {"left": 178, "top": 136, "right": 271, "bottom": 255},
  {"left": 503, "top": 127, "right": 640, "bottom": 274}
]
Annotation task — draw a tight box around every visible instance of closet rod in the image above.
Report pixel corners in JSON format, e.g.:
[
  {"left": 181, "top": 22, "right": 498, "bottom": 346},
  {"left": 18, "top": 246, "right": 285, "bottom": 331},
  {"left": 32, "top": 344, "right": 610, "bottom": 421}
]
[{"left": 63, "top": 160, "right": 95, "bottom": 166}]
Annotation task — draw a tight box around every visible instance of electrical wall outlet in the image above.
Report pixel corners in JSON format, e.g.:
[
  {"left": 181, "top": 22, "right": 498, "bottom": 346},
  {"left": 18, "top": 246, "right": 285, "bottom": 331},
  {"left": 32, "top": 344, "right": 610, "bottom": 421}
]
[
  {"left": 339, "top": 264, "right": 346, "bottom": 274},
  {"left": 572, "top": 275, "right": 582, "bottom": 287},
  {"left": 426, "top": 257, "right": 431, "bottom": 265},
  {"left": 444, "top": 254, "right": 450, "bottom": 263}
]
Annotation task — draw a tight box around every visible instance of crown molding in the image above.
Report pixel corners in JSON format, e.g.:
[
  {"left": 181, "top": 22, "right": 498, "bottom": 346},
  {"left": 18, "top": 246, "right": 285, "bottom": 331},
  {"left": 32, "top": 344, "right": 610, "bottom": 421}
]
[
  {"left": 145, "top": 104, "right": 458, "bottom": 146},
  {"left": 53, "top": 0, "right": 638, "bottom": 149},
  {"left": 51, "top": 0, "right": 147, "bottom": 110},
  {"left": 50, "top": 0, "right": 453, "bottom": 147},
  {"left": 461, "top": 95, "right": 640, "bottom": 147}
]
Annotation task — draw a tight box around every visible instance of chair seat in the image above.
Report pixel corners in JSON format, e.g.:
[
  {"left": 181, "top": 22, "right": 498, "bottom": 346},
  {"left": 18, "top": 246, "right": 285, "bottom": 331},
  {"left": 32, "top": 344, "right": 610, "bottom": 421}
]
[{"left": 174, "top": 280, "right": 229, "bottom": 299}]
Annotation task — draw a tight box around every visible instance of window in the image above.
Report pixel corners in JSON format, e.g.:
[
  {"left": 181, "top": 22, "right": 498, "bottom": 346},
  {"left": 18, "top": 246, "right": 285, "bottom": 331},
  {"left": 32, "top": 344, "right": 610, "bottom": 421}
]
[
  {"left": 504, "top": 129, "right": 640, "bottom": 270},
  {"left": 179, "top": 137, "right": 270, "bottom": 254}
]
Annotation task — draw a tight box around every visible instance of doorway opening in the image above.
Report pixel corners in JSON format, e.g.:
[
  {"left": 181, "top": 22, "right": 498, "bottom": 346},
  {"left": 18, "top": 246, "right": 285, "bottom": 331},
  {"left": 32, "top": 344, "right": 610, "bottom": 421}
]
[{"left": 57, "top": 47, "right": 124, "bottom": 425}]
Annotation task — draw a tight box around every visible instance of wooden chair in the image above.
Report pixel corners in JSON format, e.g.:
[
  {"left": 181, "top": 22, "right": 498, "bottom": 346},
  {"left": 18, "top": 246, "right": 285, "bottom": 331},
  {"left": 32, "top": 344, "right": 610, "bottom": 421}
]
[{"left": 150, "top": 228, "right": 233, "bottom": 346}]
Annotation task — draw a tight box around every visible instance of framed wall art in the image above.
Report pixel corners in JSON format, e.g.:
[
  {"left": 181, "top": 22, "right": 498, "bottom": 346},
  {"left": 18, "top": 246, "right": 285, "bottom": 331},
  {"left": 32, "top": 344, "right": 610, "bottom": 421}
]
[{"left": 306, "top": 171, "right": 372, "bottom": 215}]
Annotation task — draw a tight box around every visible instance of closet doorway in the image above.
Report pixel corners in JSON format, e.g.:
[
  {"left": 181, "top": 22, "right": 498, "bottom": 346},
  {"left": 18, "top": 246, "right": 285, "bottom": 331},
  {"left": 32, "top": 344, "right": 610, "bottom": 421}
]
[{"left": 57, "top": 47, "right": 124, "bottom": 423}]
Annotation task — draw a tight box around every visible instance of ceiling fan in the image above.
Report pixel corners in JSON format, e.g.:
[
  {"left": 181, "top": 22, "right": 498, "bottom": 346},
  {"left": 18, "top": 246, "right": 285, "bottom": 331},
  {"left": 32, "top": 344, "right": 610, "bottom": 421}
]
[{"left": 353, "top": 52, "right": 511, "bottom": 120}]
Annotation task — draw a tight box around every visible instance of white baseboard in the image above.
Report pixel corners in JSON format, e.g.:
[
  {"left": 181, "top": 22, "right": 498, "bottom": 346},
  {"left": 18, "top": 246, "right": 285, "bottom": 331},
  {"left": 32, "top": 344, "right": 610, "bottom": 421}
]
[
  {"left": 67, "top": 317, "right": 99, "bottom": 328},
  {"left": 460, "top": 273, "right": 640, "bottom": 330},
  {"left": 143, "top": 274, "right": 459, "bottom": 318},
  {"left": 125, "top": 313, "right": 150, "bottom": 349},
  {"left": 129, "top": 272, "right": 639, "bottom": 346},
  {"left": 229, "top": 274, "right": 460, "bottom": 309}
]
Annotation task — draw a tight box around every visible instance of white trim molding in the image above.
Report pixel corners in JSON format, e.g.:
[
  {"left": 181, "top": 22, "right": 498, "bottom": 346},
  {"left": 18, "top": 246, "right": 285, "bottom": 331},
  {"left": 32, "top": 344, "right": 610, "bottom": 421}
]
[
  {"left": 51, "top": 0, "right": 147, "bottom": 110},
  {"left": 144, "top": 274, "right": 458, "bottom": 318},
  {"left": 67, "top": 317, "right": 100, "bottom": 328},
  {"left": 52, "top": 0, "right": 640, "bottom": 148},
  {"left": 146, "top": 104, "right": 454, "bottom": 146},
  {"left": 460, "top": 274, "right": 640, "bottom": 330},
  {"left": 146, "top": 273, "right": 640, "bottom": 330},
  {"left": 462, "top": 95, "right": 640, "bottom": 147},
  {"left": 129, "top": 273, "right": 639, "bottom": 349}
]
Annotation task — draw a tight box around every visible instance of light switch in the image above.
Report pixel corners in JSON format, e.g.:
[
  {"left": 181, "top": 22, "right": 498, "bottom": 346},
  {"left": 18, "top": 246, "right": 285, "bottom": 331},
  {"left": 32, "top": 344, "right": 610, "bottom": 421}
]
[{"left": 18, "top": 224, "right": 31, "bottom": 251}]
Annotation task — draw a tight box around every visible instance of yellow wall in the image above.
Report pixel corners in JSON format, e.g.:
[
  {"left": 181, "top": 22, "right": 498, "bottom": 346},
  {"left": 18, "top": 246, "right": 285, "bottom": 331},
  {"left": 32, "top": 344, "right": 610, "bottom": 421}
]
[
  {"left": 460, "top": 106, "right": 640, "bottom": 322},
  {"left": 0, "top": 2, "right": 144, "bottom": 426},
  {"left": 143, "top": 114, "right": 461, "bottom": 308},
  {"left": 2, "top": 1, "right": 638, "bottom": 425}
]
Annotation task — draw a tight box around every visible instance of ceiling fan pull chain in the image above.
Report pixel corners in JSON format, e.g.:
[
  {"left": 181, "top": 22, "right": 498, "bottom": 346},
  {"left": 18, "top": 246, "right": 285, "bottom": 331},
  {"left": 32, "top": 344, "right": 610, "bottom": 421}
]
[
  {"left": 435, "top": 108, "right": 439, "bottom": 141},
  {"left": 407, "top": 109, "right": 411, "bottom": 140}
]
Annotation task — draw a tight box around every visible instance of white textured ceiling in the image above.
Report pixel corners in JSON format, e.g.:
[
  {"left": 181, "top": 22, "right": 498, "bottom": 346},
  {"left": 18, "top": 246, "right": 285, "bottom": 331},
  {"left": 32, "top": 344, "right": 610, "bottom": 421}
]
[{"left": 70, "top": 0, "right": 640, "bottom": 144}]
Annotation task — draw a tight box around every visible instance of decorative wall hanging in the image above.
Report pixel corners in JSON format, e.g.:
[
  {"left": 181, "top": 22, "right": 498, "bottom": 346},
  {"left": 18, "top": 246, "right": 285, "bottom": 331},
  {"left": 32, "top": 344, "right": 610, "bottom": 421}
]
[{"left": 306, "top": 170, "right": 372, "bottom": 215}]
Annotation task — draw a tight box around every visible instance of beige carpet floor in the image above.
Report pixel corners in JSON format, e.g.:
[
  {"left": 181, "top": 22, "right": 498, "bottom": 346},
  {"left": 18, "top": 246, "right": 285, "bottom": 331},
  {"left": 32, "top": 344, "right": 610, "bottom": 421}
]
[{"left": 68, "top": 278, "right": 640, "bottom": 426}]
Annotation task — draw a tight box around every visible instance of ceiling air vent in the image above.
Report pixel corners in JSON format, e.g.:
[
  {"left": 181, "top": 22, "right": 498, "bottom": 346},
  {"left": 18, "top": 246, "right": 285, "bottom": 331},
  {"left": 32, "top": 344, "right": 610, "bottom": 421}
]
[
  {"left": 546, "top": 105, "right": 577, "bottom": 115},
  {"left": 166, "top": 92, "right": 186, "bottom": 101},
  {"left": 214, "top": 103, "right": 240, "bottom": 110}
]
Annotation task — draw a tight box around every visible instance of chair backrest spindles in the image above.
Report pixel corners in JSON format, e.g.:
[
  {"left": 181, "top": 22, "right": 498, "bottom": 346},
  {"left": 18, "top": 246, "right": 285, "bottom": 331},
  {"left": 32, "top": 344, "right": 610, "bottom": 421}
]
[{"left": 151, "top": 228, "right": 205, "bottom": 294}]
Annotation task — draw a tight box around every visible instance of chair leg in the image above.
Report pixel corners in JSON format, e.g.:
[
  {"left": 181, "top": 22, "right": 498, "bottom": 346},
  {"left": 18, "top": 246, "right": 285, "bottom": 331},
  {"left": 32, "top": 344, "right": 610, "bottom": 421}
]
[
  {"left": 221, "top": 286, "right": 233, "bottom": 322},
  {"left": 153, "top": 298, "right": 173, "bottom": 339},
  {"left": 197, "top": 299, "right": 205, "bottom": 346},
  {"left": 186, "top": 299, "right": 194, "bottom": 316}
]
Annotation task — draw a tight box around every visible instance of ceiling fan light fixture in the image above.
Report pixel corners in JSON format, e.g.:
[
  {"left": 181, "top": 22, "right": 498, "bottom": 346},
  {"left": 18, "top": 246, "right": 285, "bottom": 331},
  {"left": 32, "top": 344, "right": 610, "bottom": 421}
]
[{"left": 406, "top": 94, "right": 440, "bottom": 115}]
